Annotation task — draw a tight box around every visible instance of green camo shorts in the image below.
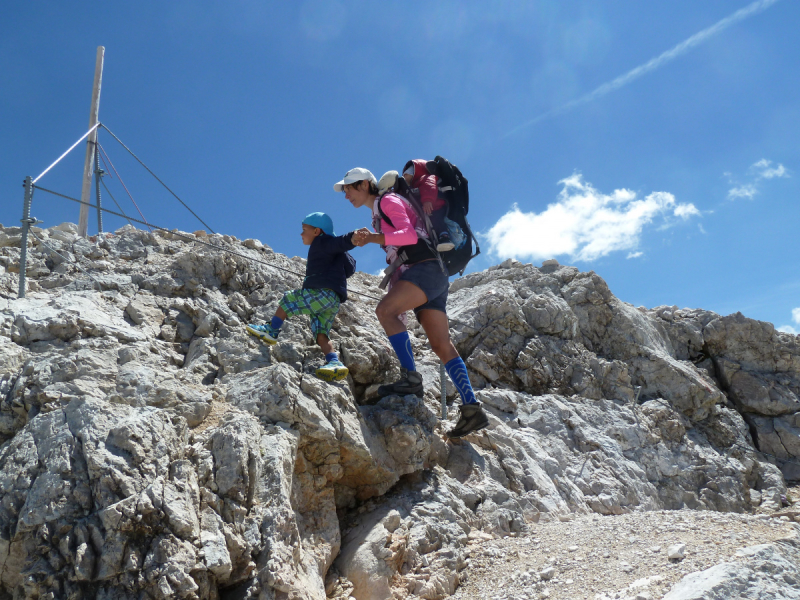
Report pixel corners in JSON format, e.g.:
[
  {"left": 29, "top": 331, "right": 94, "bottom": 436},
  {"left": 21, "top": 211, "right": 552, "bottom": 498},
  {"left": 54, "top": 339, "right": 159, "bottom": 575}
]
[{"left": 278, "top": 288, "right": 340, "bottom": 337}]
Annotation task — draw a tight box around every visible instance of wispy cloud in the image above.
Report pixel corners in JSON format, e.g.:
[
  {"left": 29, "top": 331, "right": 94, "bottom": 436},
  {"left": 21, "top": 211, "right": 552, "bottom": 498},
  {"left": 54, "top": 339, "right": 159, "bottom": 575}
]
[
  {"left": 727, "top": 159, "right": 790, "bottom": 200},
  {"left": 484, "top": 174, "right": 700, "bottom": 263},
  {"left": 793, "top": 307, "right": 800, "bottom": 324},
  {"left": 728, "top": 183, "right": 758, "bottom": 200},
  {"left": 505, "top": 0, "right": 783, "bottom": 137},
  {"left": 753, "top": 159, "right": 787, "bottom": 179}
]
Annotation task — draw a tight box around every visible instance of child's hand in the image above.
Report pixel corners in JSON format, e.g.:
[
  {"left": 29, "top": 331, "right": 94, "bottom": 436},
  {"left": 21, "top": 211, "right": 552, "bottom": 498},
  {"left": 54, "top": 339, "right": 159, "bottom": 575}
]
[
  {"left": 422, "top": 202, "right": 433, "bottom": 215},
  {"left": 351, "top": 228, "right": 371, "bottom": 246}
]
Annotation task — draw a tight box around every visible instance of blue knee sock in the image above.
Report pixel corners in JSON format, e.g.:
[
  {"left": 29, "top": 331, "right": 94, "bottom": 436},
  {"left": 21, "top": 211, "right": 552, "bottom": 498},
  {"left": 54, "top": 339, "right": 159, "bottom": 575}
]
[
  {"left": 271, "top": 316, "right": 284, "bottom": 330},
  {"left": 388, "top": 331, "right": 416, "bottom": 372},
  {"left": 445, "top": 357, "right": 477, "bottom": 404},
  {"left": 325, "top": 352, "right": 338, "bottom": 363}
]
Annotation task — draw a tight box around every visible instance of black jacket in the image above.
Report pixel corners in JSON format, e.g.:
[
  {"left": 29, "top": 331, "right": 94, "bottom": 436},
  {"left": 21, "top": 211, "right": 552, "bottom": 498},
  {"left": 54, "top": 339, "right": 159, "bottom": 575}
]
[{"left": 303, "top": 232, "right": 356, "bottom": 302}]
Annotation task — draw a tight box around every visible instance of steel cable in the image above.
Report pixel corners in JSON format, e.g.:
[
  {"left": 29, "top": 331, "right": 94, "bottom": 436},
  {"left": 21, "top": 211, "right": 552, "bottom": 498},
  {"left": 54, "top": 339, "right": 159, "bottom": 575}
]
[
  {"left": 99, "top": 124, "right": 215, "bottom": 233},
  {"left": 96, "top": 142, "right": 152, "bottom": 231},
  {"left": 31, "top": 185, "right": 484, "bottom": 334},
  {"left": 98, "top": 176, "right": 134, "bottom": 228}
]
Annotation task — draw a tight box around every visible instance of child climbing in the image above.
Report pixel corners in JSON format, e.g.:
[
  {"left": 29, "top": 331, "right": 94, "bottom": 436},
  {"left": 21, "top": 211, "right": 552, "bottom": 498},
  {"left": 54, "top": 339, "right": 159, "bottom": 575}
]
[{"left": 246, "top": 212, "right": 356, "bottom": 382}]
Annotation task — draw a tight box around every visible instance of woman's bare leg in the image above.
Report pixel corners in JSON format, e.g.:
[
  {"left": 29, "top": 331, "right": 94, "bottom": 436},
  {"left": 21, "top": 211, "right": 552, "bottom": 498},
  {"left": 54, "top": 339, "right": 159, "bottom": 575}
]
[
  {"left": 375, "top": 281, "right": 428, "bottom": 336},
  {"left": 417, "top": 309, "right": 459, "bottom": 363}
]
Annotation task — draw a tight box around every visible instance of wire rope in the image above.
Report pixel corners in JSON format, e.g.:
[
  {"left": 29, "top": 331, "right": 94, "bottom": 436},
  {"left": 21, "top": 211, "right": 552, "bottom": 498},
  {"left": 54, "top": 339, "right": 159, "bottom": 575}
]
[
  {"left": 32, "top": 123, "right": 101, "bottom": 184},
  {"left": 99, "top": 124, "right": 215, "bottom": 233},
  {"left": 96, "top": 142, "right": 152, "bottom": 231},
  {"left": 98, "top": 176, "right": 134, "bottom": 228}
]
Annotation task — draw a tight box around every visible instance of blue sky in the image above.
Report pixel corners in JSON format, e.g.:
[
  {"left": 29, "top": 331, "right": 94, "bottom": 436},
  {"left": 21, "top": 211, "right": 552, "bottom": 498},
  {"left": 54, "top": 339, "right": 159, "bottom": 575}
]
[{"left": 2, "top": 1, "right": 798, "bottom": 332}]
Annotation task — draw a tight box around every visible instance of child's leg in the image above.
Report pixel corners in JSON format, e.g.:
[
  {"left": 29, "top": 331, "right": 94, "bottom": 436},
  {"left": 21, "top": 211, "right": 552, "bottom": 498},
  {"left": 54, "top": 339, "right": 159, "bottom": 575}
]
[
  {"left": 429, "top": 207, "right": 447, "bottom": 237},
  {"left": 313, "top": 312, "right": 349, "bottom": 382},
  {"left": 246, "top": 292, "right": 292, "bottom": 345},
  {"left": 316, "top": 333, "right": 333, "bottom": 356}
]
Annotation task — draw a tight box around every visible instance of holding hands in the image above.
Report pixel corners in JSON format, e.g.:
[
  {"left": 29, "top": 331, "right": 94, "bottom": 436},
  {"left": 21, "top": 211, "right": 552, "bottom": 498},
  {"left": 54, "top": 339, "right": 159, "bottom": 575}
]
[
  {"left": 351, "top": 228, "right": 384, "bottom": 247},
  {"left": 351, "top": 228, "right": 372, "bottom": 247}
]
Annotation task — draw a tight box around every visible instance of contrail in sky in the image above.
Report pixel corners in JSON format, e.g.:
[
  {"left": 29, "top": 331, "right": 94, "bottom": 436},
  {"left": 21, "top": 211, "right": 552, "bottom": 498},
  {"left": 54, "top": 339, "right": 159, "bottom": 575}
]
[{"left": 504, "top": 0, "right": 782, "bottom": 138}]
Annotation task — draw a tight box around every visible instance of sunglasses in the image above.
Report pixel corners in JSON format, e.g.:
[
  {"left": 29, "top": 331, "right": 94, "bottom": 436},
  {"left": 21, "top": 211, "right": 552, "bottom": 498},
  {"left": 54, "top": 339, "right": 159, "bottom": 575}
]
[{"left": 342, "top": 181, "right": 363, "bottom": 193}]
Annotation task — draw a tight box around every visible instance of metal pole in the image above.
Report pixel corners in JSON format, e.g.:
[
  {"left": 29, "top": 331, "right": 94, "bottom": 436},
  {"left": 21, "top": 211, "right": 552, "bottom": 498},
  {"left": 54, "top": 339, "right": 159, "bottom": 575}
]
[
  {"left": 94, "top": 143, "right": 103, "bottom": 234},
  {"left": 440, "top": 361, "right": 447, "bottom": 420},
  {"left": 18, "top": 177, "right": 34, "bottom": 298},
  {"left": 78, "top": 46, "right": 104, "bottom": 237}
]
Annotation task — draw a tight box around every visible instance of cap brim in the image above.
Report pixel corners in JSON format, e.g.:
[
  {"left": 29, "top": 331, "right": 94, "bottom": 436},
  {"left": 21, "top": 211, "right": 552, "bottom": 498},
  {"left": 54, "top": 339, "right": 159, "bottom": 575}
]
[{"left": 333, "top": 180, "right": 346, "bottom": 192}]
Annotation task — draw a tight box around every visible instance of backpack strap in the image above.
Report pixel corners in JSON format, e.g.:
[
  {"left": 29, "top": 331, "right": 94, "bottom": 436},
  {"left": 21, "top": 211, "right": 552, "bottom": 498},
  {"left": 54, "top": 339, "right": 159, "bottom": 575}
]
[
  {"left": 376, "top": 189, "right": 449, "bottom": 286},
  {"left": 376, "top": 196, "right": 394, "bottom": 230}
]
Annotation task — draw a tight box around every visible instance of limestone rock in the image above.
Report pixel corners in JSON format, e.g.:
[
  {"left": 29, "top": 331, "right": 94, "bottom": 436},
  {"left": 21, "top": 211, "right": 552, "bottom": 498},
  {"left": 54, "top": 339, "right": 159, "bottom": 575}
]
[{"left": 1, "top": 221, "right": 798, "bottom": 599}]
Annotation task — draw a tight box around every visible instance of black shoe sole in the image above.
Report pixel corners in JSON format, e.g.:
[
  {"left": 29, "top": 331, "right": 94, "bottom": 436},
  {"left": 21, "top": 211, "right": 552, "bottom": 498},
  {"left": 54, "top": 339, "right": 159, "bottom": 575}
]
[
  {"left": 377, "top": 387, "right": 424, "bottom": 399},
  {"left": 446, "top": 420, "right": 489, "bottom": 439}
]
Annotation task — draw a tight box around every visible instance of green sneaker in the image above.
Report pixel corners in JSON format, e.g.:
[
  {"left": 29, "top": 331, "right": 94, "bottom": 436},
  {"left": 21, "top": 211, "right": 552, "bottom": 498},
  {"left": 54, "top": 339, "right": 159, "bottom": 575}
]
[
  {"left": 316, "top": 359, "right": 349, "bottom": 382},
  {"left": 246, "top": 323, "right": 280, "bottom": 345}
]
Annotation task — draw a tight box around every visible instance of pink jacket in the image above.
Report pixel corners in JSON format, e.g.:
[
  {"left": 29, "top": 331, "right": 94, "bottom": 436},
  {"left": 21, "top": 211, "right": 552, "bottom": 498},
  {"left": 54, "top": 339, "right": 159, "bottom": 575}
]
[
  {"left": 372, "top": 193, "right": 426, "bottom": 248},
  {"left": 372, "top": 193, "right": 429, "bottom": 290},
  {"left": 406, "top": 159, "right": 445, "bottom": 211}
]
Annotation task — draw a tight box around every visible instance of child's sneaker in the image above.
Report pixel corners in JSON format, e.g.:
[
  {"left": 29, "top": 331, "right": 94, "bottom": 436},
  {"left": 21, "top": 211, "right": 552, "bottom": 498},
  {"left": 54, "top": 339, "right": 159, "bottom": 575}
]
[
  {"left": 246, "top": 323, "right": 280, "bottom": 345},
  {"left": 436, "top": 231, "right": 455, "bottom": 252},
  {"left": 316, "top": 358, "right": 349, "bottom": 382}
]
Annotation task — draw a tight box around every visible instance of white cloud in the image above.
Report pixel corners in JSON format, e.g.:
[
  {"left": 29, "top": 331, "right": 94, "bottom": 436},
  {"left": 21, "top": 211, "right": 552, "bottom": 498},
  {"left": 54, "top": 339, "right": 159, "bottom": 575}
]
[
  {"left": 627, "top": 252, "right": 643, "bottom": 259},
  {"left": 728, "top": 184, "right": 758, "bottom": 200},
  {"left": 674, "top": 204, "right": 701, "bottom": 219},
  {"left": 484, "top": 174, "right": 700, "bottom": 263},
  {"left": 727, "top": 159, "right": 790, "bottom": 200},
  {"left": 777, "top": 308, "right": 800, "bottom": 334},
  {"left": 752, "top": 159, "right": 788, "bottom": 179}
]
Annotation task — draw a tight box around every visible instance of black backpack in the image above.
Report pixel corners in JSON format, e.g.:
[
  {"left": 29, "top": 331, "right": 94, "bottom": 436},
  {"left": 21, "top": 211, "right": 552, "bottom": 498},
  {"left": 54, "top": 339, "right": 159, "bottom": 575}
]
[
  {"left": 425, "top": 156, "right": 480, "bottom": 276},
  {"left": 343, "top": 251, "right": 356, "bottom": 278}
]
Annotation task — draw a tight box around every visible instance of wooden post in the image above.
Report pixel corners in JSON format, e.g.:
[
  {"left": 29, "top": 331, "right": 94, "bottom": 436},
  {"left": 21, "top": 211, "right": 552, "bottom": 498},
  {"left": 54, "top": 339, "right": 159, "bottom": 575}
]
[{"left": 78, "top": 46, "right": 104, "bottom": 237}]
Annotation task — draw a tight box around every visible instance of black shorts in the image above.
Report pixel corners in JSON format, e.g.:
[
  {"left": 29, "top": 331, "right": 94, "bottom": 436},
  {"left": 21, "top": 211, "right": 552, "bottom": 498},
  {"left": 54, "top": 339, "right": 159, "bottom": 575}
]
[{"left": 399, "top": 260, "right": 449, "bottom": 316}]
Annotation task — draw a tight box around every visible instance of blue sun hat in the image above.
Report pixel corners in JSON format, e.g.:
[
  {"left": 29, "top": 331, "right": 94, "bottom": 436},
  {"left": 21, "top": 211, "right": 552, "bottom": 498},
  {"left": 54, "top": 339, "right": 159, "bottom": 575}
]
[{"left": 303, "top": 212, "right": 335, "bottom": 236}]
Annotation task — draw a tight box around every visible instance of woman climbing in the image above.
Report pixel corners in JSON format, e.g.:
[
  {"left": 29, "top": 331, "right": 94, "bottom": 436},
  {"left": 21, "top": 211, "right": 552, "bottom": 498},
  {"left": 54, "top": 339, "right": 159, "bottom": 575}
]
[{"left": 334, "top": 167, "right": 489, "bottom": 438}]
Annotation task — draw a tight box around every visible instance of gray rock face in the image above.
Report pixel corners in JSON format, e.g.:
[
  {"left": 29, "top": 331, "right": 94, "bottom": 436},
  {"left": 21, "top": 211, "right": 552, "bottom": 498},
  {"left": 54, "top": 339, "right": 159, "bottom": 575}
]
[
  {"left": 0, "top": 225, "right": 798, "bottom": 599},
  {"left": 663, "top": 526, "right": 800, "bottom": 599}
]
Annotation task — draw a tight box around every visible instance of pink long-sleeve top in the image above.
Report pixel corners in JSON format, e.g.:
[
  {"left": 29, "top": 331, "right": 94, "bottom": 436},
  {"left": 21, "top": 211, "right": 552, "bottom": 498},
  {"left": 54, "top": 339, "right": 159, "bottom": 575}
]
[{"left": 371, "top": 193, "right": 426, "bottom": 247}]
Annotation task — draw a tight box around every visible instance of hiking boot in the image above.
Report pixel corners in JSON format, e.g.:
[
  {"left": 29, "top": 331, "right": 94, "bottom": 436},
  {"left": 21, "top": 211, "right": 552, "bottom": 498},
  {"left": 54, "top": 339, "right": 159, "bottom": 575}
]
[
  {"left": 377, "top": 368, "right": 423, "bottom": 398},
  {"left": 316, "top": 358, "right": 349, "bottom": 382},
  {"left": 436, "top": 231, "right": 455, "bottom": 252},
  {"left": 447, "top": 402, "right": 489, "bottom": 438},
  {"left": 246, "top": 323, "right": 280, "bottom": 345}
]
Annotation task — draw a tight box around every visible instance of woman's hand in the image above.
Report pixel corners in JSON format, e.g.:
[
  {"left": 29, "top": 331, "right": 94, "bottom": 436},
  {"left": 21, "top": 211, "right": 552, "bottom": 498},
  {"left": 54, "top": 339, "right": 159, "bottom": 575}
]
[
  {"left": 422, "top": 201, "right": 433, "bottom": 215},
  {"left": 351, "top": 228, "right": 372, "bottom": 246}
]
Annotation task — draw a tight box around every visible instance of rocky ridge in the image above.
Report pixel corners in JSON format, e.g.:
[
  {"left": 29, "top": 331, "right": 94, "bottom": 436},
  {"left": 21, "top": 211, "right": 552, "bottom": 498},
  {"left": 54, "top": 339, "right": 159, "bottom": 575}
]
[{"left": 0, "top": 222, "right": 799, "bottom": 599}]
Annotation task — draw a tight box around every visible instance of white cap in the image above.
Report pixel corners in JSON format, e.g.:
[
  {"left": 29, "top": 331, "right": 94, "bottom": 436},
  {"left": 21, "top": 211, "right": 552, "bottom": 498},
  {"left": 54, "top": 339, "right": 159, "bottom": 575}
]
[{"left": 333, "top": 167, "right": 377, "bottom": 192}]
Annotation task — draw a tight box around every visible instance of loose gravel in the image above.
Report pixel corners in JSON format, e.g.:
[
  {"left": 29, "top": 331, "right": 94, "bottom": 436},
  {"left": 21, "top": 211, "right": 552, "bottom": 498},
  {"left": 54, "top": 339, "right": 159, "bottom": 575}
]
[{"left": 451, "top": 508, "right": 797, "bottom": 600}]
